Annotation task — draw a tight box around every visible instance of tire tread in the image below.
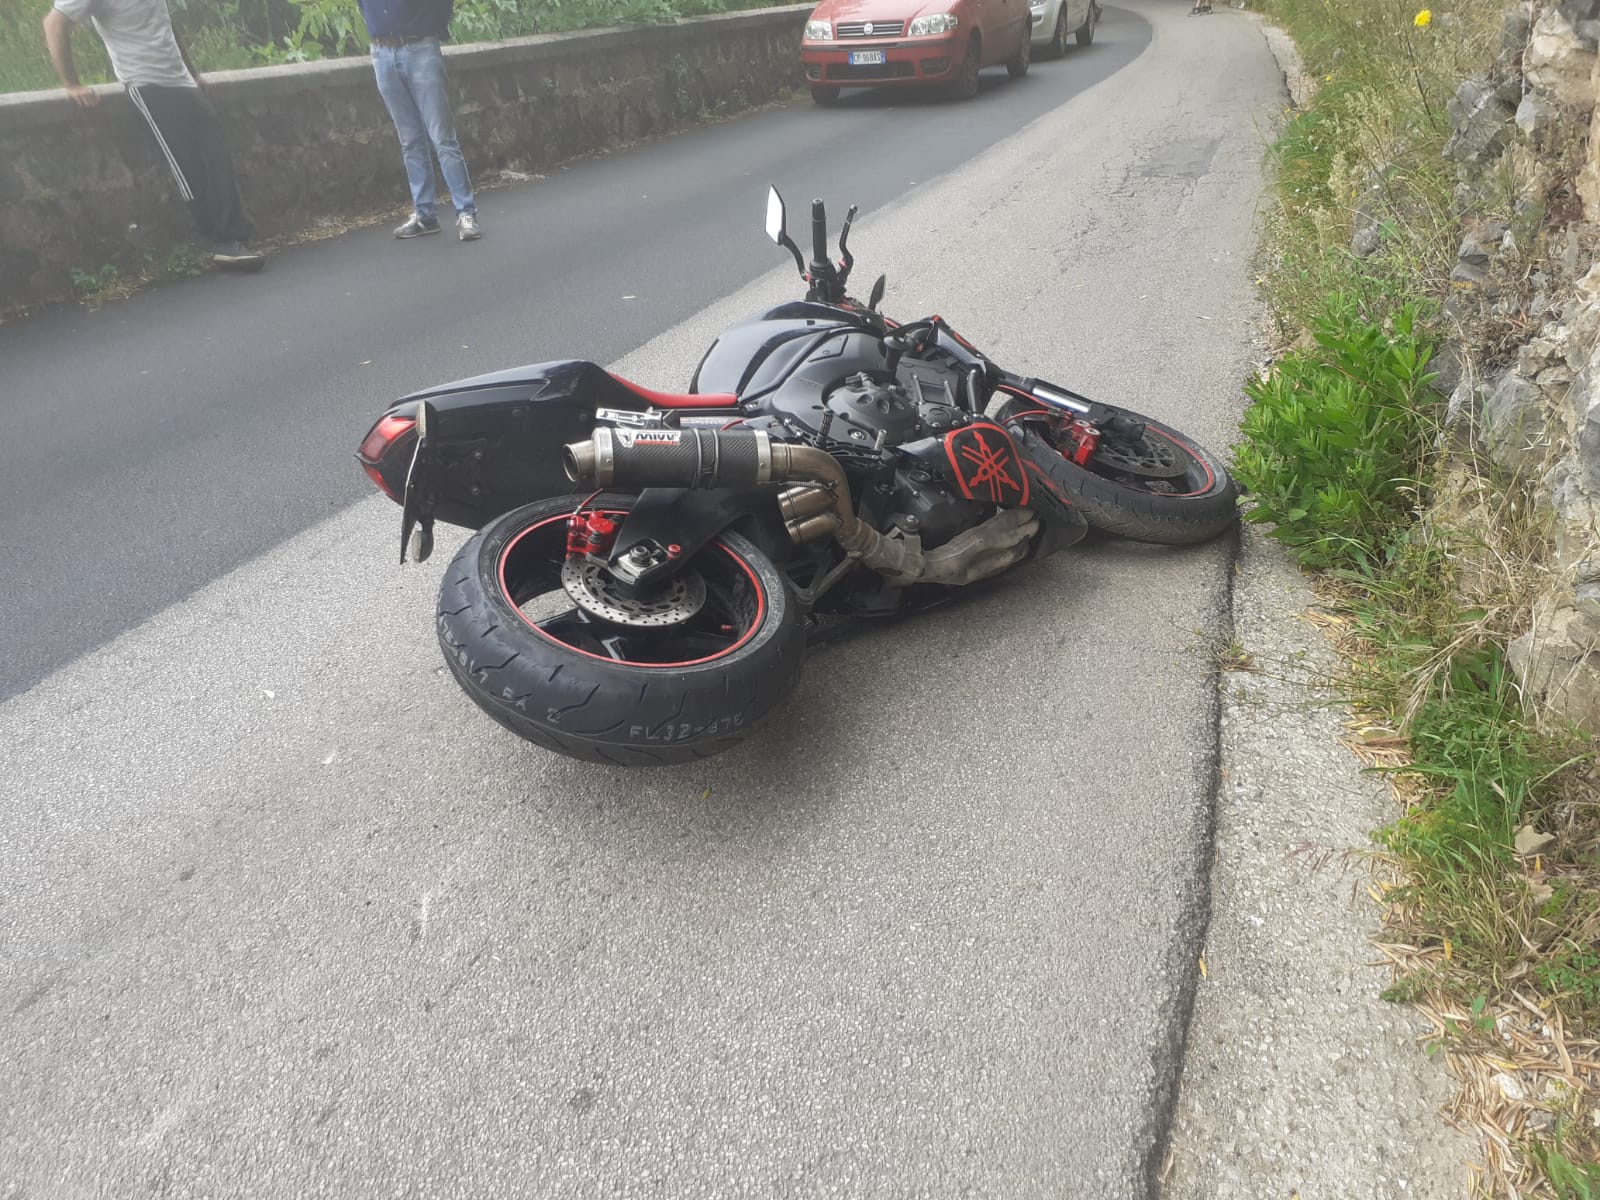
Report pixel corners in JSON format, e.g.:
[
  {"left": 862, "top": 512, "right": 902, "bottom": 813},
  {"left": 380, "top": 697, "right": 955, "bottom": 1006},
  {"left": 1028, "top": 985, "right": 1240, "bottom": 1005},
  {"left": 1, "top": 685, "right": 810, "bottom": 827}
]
[{"left": 436, "top": 496, "right": 804, "bottom": 766}]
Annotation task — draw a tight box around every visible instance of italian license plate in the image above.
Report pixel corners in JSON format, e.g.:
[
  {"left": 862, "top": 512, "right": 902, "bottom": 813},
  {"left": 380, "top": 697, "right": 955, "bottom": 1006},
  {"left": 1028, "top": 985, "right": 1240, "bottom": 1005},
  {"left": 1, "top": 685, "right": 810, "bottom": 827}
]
[{"left": 849, "top": 49, "right": 886, "bottom": 65}]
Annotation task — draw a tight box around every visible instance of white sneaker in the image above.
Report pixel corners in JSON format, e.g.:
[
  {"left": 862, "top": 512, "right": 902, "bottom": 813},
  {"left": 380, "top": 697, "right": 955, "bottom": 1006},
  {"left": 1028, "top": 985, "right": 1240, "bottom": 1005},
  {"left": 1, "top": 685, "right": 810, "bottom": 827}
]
[
  {"left": 394, "top": 213, "right": 440, "bottom": 238},
  {"left": 457, "top": 212, "right": 482, "bottom": 242}
]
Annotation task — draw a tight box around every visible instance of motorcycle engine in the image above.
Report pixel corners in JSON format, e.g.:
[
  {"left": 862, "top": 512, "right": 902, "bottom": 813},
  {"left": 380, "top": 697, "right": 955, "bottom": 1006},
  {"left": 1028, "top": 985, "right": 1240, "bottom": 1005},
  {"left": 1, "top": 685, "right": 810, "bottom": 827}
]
[
  {"left": 752, "top": 364, "right": 985, "bottom": 550},
  {"left": 764, "top": 369, "right": 968, "bottom": 449},
  {"left": 818, "top": 373, "right": 963, "bottom": 448}
]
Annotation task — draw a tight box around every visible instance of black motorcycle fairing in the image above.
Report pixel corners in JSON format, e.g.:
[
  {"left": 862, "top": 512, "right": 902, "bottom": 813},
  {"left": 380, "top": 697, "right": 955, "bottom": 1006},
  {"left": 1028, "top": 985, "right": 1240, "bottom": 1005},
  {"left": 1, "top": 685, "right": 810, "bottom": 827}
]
[
  {"left": 361, "top": 360, "right": 666, "bottom": 531},
  {"left": 689, "top": 300, "right": 890, "bottom": 398},
  {"left": 762, "top": 332, "right": 899, "bottom": 437}
]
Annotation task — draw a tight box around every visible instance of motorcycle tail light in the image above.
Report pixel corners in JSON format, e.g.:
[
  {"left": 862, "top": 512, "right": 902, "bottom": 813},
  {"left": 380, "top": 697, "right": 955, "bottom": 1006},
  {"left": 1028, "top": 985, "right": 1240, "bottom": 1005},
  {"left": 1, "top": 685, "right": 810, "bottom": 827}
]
[{"left": 357, "top": 413, "right": 416, "bottom": 500}]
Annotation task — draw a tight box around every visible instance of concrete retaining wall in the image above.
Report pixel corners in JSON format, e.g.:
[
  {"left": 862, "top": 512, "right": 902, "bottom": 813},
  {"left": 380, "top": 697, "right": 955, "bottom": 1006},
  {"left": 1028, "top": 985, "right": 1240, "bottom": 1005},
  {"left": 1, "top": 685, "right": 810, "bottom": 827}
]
[{"left": 0, "top": 5, "right": 809, "bottom": 309}]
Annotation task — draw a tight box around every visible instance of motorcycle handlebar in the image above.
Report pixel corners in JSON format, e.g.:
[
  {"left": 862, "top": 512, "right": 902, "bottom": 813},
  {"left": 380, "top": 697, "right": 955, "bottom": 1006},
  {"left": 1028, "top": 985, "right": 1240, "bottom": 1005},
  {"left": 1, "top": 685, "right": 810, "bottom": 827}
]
[{"left": 810, "top": 198, "right": 828, "bottom": 267}]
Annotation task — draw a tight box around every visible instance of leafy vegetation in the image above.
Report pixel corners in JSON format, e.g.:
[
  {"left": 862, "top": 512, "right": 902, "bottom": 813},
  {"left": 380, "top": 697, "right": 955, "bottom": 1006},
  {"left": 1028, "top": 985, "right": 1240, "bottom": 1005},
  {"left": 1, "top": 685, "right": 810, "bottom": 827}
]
[
  {"left": 1243, "top": 0, "right": 1600, "bottom": 1193},
  {"left": 69, "top": 244, "right": 210, "bottom": 302},
  {"left": 1235, "top": 300, "right": 1436, "bottom": 570}
]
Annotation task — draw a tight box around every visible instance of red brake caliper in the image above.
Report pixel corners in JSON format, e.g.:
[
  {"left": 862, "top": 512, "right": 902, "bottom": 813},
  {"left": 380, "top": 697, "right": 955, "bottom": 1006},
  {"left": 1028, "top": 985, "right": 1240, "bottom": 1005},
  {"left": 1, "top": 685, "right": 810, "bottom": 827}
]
[
  {"left": 1068, "top": 418, "right": 1100, "bottom": 466},
  {"left": 566, "top": 510, "right": 619, "bottom": 559}
]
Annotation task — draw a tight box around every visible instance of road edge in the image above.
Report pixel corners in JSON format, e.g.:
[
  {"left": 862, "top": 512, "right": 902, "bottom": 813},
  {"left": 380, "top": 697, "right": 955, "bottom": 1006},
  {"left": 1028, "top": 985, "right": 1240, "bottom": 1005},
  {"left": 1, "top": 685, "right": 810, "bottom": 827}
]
[{"left": 1151, "top": 20, "right": 1472, "bottom": 1198}]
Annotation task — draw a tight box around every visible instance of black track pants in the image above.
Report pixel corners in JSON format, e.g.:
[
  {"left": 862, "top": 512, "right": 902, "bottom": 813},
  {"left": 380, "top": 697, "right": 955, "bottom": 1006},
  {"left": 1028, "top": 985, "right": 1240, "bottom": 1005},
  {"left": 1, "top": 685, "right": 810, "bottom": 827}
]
[{"left": 126, "top": 83, "right": 252, "bottom": 245}]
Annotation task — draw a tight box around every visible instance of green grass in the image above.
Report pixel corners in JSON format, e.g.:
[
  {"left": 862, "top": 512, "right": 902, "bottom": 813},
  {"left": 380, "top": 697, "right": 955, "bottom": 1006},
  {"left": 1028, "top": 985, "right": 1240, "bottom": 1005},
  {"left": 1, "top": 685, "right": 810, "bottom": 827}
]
[
  {"left": 1244, "top": 0, "right": 1600, "bottom": 1191},
  {"left": 69, "top": 244, "right": 215, "bottom": 303},
  {"left": 1530, "top": 1138, "right": 1600, "bottom": 1200}
]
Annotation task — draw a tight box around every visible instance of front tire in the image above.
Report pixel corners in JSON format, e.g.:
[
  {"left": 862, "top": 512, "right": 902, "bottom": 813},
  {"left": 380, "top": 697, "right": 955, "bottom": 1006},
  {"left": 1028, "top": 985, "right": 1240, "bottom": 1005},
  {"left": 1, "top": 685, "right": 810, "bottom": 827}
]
[
  {"left": 999, "top": 399, "right": 1238, "bottom": 544},
  {"left": 436, "top": 494, "right": 805, "bottom": 765},
  {"left": 951, "top": 36, "right": 981, "bottom": 99}
]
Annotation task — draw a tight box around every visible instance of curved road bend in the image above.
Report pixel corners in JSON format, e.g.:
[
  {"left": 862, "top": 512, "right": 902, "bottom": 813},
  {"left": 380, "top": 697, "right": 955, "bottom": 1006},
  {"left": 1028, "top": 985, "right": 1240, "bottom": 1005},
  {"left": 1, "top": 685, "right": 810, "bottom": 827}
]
[{"left": 1, "top": 5, "right": 1285, "bottom": 1198}]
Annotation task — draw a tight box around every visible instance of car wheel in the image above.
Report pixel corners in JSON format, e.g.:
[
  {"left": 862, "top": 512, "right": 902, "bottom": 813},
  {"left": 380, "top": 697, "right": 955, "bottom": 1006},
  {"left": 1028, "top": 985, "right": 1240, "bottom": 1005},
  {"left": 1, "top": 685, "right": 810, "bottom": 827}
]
[
  {"left": 810, "top": 84, "right": 841, "bottom": 106},
  {"left": 951, "top": 36, "right": 981, "bottom": 99},
  {"left": 1076, "top": 0, "right": 1096, "bottom": 45},
  {"left": 1006, "top": 27, "right": 1030, "bottom": 77},
  {"left": 1048, "top": 5, "right": 1069, "bottom": 56}
]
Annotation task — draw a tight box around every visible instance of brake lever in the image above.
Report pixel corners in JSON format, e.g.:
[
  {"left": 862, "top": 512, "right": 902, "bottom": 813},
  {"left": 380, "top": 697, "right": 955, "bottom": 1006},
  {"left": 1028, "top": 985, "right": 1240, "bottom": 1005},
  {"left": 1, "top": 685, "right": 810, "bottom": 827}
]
[{"left": 837, "top": 203, "right": 858, "bottom": 283}]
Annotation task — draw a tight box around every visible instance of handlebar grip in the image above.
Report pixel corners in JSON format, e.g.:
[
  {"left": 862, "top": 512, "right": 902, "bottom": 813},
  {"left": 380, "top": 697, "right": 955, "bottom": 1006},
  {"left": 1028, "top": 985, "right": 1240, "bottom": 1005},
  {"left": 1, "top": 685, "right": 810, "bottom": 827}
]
[{"left": 810, "top": 198, "right": 828, "bottom": 266}]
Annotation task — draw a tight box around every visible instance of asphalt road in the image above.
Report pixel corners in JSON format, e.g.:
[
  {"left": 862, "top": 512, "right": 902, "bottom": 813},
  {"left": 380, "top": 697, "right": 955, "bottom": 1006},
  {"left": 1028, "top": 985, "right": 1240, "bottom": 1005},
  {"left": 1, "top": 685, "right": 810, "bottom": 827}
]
[{"left": 1, "top": 5, "right": 1286, "bottom": 1197}]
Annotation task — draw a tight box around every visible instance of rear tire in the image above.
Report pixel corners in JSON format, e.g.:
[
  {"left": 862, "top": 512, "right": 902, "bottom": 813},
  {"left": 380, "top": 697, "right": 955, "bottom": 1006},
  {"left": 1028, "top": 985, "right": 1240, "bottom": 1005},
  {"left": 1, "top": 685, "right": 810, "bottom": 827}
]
[
  {"left": 436, "top": 493, "right": 805, "bottom": 765},
  {"left": 1047, "top": 6, "right": 1070, "bottom": 56},
  {"left": 811, "top": 84, "right": 840, "bottom": 106},
  {"left": 1000, "top": 400, "right": 1238, "bottom": 544}
]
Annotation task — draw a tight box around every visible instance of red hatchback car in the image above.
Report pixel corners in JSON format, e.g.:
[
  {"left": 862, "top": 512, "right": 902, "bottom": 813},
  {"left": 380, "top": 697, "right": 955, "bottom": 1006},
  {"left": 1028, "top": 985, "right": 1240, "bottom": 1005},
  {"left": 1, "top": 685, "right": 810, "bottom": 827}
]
[{"left": 800, "top": 0, "right": 1031, "bottom": 104}]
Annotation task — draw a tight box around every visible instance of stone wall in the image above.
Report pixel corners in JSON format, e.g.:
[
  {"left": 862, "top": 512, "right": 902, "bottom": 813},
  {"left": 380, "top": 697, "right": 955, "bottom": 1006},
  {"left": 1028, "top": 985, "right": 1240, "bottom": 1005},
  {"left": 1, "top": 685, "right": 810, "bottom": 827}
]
[
  {"left": 1433, "top": 0, "right": 1600, "bottom": 731},
  {"left": 0, "top": 5, "right": 808, "bottom": 309}
]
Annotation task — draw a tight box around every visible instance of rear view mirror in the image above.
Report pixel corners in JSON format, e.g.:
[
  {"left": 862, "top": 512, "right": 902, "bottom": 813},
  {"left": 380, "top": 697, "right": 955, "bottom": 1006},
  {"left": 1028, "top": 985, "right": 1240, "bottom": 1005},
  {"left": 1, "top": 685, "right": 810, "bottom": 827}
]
[
  {"left": 765, "top": 186, "right": 786, "bottom": 245},
  {"left": 868, "top": 274, "right": 886, "bottom": 311}
]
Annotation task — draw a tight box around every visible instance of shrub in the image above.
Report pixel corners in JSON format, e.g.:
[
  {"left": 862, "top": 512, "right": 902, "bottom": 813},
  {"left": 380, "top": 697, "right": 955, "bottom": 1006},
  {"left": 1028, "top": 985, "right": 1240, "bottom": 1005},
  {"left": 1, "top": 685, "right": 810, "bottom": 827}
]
[{"left": 1233, "top": 299, "right": 1437, "bottom": 570}]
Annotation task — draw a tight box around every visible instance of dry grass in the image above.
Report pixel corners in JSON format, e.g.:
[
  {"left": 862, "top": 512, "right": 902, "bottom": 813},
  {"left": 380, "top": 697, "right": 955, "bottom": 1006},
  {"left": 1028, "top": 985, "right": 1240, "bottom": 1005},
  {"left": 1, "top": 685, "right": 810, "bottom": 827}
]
[{"left": 1327, "top": 615, "right": 1600, "bottom": 1198}]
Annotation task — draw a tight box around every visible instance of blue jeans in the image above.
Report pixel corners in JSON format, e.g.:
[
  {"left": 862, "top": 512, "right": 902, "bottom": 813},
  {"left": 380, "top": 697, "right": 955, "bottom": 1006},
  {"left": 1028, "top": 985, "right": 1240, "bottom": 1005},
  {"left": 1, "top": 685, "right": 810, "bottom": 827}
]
[{"left": 371, "top": 39, "right": 475, "bottom": 221}]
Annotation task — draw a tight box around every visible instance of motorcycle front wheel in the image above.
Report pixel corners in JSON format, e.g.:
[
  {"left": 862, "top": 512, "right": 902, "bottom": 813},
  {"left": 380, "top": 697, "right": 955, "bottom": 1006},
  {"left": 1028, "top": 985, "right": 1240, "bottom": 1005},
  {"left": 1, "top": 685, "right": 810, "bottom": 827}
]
[
  {"left": 436, "top": 493, "right": 805, "bottom": 766},
  {"left": 998, "top": 396, "right": 1239, "bottom": 545}
]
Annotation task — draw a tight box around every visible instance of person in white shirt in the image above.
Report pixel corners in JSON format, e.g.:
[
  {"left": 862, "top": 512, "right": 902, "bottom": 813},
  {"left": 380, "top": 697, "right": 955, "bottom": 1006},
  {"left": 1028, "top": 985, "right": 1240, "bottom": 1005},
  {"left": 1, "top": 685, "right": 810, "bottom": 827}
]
[{"left": 42, "top": 0, "right": 265, "bottom": 270}]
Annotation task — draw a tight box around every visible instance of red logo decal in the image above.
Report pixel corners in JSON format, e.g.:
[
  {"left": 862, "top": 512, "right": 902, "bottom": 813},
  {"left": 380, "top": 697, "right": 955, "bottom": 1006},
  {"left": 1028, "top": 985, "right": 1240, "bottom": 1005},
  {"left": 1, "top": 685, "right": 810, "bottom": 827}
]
[{"left": 944, "top": 422, "right": 1029, "bottom": 506}]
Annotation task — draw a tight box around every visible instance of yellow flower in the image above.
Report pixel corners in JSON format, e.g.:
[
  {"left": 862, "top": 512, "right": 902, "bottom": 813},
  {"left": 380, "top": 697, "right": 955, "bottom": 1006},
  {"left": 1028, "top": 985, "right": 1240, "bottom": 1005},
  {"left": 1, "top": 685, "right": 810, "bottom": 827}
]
[{"left": 1413, "top": 8, "right": 1432, "bottom": 27}]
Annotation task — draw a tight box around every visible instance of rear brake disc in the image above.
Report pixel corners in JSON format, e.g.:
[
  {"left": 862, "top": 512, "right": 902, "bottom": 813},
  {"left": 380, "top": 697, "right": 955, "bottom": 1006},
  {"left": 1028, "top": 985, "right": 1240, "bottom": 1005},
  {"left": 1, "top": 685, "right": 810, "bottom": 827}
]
[{"left": 559, "top": 557, "right": 707, "bottom": 627}]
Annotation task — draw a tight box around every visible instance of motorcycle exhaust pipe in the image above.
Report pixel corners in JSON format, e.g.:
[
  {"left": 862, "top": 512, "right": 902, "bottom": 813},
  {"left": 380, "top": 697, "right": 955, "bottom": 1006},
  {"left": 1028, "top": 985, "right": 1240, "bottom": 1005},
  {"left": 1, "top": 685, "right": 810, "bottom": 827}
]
[
  {"left": 563, "top": 427, "right": 772, "bottom": 490},
  {"left": 562, "top": 427, "right": 1006, "bottom": 581},
  {"left": 777, "top": 485, "right": 839, "bottom": 543},
  {"left": 563, "top": 428, "right": 859, "bottom": 542}
]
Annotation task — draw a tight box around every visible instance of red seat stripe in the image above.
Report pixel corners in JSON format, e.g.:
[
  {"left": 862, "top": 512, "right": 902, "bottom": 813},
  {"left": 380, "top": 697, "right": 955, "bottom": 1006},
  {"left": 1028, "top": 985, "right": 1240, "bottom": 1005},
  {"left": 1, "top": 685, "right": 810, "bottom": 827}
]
[{"left": 609, "top": 374, "right": 739, "bottom": 409}]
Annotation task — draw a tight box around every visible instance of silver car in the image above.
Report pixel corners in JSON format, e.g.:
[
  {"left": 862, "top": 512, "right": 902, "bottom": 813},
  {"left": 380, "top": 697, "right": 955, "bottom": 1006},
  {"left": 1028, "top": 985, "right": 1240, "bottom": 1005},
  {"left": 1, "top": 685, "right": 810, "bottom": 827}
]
[{"left": 1029, "top": 0, "right": 1098, "bottom": 55}]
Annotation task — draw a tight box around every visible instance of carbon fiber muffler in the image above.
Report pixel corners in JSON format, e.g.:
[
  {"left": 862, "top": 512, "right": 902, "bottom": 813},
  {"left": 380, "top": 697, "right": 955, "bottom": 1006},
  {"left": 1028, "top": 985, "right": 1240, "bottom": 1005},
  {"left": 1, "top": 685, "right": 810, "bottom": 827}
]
[
  {"left": 564, "top": 428, "right": 857, "bottom": 545},
  {"left": 563, "top": 427, "right": 773, "bottom": 490},
  {"left": 561, "top": 427, "right": 1036, "bottom": 586}
]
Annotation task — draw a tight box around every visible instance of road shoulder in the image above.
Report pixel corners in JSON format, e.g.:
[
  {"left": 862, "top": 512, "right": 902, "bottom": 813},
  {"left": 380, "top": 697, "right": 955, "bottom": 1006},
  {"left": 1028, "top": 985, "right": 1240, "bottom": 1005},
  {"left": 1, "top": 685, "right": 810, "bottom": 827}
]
[{"left": 1161, "top": 522, "right": 1473, "bottom": 1198}]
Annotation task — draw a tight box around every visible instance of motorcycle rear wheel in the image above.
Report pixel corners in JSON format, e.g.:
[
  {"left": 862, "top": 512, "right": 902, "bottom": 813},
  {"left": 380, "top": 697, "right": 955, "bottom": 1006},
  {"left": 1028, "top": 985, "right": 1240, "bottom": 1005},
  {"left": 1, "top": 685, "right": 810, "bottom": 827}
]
[
  {"left": 999, "top": 397, "right": 1239, "bottom": 545},
  {"left": 436, "top": 493, "right": 805, "bottom": 766}
]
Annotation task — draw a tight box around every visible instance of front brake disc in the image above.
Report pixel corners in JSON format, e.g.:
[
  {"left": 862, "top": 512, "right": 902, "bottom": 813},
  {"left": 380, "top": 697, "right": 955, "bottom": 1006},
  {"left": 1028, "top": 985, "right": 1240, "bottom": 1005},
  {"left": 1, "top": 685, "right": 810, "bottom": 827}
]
[{"left": 1092, "top": 434, "right": 1189, "bottom": 479}]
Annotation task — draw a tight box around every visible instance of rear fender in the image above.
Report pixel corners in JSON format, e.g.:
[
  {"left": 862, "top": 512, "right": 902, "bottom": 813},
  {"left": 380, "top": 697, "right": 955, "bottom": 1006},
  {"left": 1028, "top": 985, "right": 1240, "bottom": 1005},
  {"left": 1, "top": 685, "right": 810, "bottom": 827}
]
[{"left": 358, "top": 360, "right": 653, "bottom": 531}]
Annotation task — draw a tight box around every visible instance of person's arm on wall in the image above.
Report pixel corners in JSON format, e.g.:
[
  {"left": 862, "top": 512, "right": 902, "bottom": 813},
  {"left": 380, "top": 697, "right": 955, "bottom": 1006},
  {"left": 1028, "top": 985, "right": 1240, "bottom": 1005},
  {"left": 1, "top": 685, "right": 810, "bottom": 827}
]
[
  {"left": 41, "top": 7, "right": 99, "bottom": 108},
  {"left": 171, "top": 25, "right": 206, "bottom": 89}
]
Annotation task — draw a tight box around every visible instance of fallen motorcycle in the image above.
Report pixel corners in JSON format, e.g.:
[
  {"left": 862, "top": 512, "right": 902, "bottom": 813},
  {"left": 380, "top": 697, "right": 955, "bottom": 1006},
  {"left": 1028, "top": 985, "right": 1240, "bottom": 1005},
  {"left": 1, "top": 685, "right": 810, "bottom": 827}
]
[{"left": 356, "top": 188, "right": 1237, "bottom": 765}]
